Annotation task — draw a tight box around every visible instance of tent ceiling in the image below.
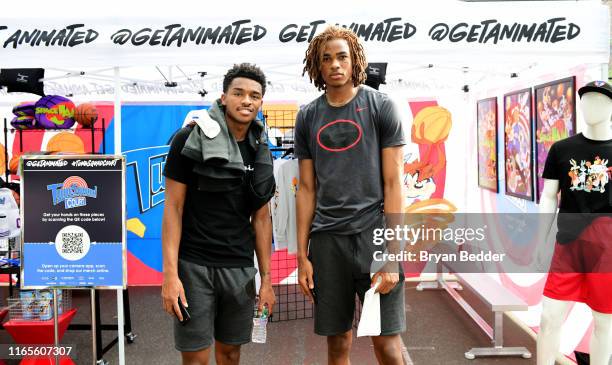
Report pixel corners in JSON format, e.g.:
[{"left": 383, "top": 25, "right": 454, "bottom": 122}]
[{"left": 0, "top": 1, "right": 607, "bottom": 68}]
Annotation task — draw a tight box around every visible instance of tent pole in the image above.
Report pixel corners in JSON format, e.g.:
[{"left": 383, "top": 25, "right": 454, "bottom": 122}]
[
  {"left": 113, "top": 66, "right": 126, "bottom": 365},
  {"left": 114, "top": 67, "right": 122, "bottom": 156}
]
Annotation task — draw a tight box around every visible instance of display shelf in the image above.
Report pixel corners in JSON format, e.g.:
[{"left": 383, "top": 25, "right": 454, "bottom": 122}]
[
  {"left": 8, "top": 290, "right": 72, "bottom": 322},
  {"left": 2, "top": 117, "right": 107, "bottom": 184},
  {"left": 3, "top": 308, "right": 77, "bottom": 344},
  {"left": 4, "top": 309, "right": 77, "bottom": 365}
]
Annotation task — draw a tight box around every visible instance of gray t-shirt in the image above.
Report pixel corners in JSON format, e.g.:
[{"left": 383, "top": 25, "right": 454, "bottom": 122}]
[{"left": 294, "top": 85, "right": 405, "bottom": 234}]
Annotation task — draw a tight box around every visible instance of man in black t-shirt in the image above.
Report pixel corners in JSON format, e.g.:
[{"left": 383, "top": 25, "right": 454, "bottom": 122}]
[{"left": 161, "top": 63, "right": 275, "bottom": 365}]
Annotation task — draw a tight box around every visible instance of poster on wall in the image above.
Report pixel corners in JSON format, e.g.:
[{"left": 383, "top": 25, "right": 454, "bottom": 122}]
[
  {"left": 534, "top": 77, "right": 576, "bottom": 202},
  {"left": 504, "top": 88, "right": 533, "bottom": 201},
  {"left": 477, "top": 97, "right": 498, "bottom": 192},
  {"left": 20, "top": 155, "right": 126, "bottom": 289}
]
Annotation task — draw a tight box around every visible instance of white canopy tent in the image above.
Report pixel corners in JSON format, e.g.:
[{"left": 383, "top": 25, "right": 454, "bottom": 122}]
[
  {"left": 0, "top": 0, "right": 608, "bottom": 90},
  {"left": 0, "top": 0, "right": 608, "bottom": 66},
  {"left": 0, "top": 1, "right": 609, "bottom": 363},
  {"left": 0, "top": 0, "right": 608, "bottom": 136},
  {"left": 0, "top": 0, "right": 608, "bottom": 102}
]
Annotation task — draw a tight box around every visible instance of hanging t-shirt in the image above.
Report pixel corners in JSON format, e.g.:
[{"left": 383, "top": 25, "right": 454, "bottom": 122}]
[
  {"left": 542, "top": 133, "right": 612, "bottom": 243},
  {"left": 294, "top": 85, "right": 405, "bottom": 234},
  {"left": 272, "top": 159, "right": 299, "bottom": 253},
  {"left": 271, "top": 159, "right": 288, "bottom": 249}
]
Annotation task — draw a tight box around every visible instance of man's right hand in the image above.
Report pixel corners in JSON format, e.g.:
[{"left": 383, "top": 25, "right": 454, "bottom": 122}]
[
  {"left": 298, "top": 257, "right": 315, "bottom": 303},
  {"left": 161, "top": 274, "right": 187, "bottom": 321}
]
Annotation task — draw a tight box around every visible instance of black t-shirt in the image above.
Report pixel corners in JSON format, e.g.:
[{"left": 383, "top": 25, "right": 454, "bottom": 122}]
[
  {"left": 542, "top": 133, "right": 612, "bottom": 242},
  {"left": 163, "top": 126, "right": 256, "bottom": 267}
]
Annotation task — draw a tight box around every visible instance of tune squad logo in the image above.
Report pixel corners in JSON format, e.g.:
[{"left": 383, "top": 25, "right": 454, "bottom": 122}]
[{"left": 47, "top": 176, "right": 98, "bottom": 209}]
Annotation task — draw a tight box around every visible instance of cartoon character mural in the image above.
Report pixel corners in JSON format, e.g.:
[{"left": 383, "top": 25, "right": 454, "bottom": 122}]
[
  {"left": 400, "top": 102, "right": 457, "bottom": 277},
  {"left": 403, "top": 104, "right": 456, "bottom": 214}
]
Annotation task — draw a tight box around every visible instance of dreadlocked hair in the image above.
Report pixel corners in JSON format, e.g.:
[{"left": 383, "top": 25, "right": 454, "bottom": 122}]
[{"left": 302, "top": 26, "right": 367, "bottom": 91}]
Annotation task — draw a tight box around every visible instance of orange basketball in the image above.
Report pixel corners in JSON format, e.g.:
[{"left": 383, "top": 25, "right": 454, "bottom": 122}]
[
  {"left": 9, "top": 153, "right": 21, "bottom": 174},
  {"left": 46, "top": 132, "right": 85, "bottom": 153},
  {"left": 411, "top": 106, "right": 452, "bottom": 145},
  {"left": 74, "top": 103, "right": 98, "bottom": 127}
]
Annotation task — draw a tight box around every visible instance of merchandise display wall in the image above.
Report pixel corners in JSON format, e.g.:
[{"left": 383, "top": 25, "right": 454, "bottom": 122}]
[
  {"left": 0, "top": 67, "right": 605, "bottom": 365},
  {"left": 465, "top": 63, "right": 608, "bottom": 361},
  {"left": 0, "top": 94, "right": 468, "bottom": 286}
]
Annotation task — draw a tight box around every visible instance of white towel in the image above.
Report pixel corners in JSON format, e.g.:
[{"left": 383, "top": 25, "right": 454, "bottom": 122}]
[{"left": 357, "top": 280, "right": 381, "bottom": 337}]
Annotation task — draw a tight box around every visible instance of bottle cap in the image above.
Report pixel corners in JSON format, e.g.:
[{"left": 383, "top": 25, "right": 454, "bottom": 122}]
[{"left": 261, "top": 305, "right": 269, "bottom": 319}]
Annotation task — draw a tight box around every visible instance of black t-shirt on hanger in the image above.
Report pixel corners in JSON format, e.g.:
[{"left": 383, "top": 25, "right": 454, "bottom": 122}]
[{"left": 542, "top": 133, "right": 612, "bottom": 243}]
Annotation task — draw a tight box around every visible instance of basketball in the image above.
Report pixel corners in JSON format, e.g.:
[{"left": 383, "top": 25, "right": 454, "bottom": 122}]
[
  {"left": 12, "top": 101, "right": 36, "bottom": 117},
  {"left": 9, "top": 153, "right": 21, "bottom": 174},
  {"left": 412, "top": 106, "right": 452, "bottom": 145},
  {"left": 10, "top": 115, "right": 36, "bottom": 130},
  {"left": 46, "top": 132, "right": 85, "bottom": 154},
  {"left": 35, "top": 95, "right": 76, "bottom": 129},
  {"left": 74, "top": 103, "right": 98, "bottom": 127}
]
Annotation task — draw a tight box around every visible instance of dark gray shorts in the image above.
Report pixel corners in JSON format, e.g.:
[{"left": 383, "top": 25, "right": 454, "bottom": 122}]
[
  {"left": 174, "top": 259, "right": 257, "bottom": 352},
  {"left": 309, "top": 217, "right": 406, "bottom": 337}
]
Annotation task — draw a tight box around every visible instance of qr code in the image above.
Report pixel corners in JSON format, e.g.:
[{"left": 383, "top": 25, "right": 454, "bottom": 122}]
[{"left": 62, "top": 232, "right": 83, "bottom": 254}]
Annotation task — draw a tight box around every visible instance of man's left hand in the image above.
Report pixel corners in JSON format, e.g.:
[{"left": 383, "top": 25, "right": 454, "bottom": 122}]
[
  {"left": 371, "top": 271, "right": 400, "bottom": 294},
  {"left": 258, "top": 283, "right": 276, "bottom": 316}
]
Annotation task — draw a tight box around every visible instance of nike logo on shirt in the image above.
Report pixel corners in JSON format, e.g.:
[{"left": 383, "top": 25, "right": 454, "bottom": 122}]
[{"left": 356, "top": 106, "right": 368, "bottom": 112}]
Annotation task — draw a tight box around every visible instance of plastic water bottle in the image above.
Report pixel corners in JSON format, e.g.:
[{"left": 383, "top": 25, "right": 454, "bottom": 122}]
[{"left": 251, "top": 306, "right": 269, "bottom": 344}]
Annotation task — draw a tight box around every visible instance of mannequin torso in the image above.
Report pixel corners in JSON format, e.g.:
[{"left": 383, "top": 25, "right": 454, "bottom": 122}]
[{"left": 537, "top": 87, "right": 612, "bottom": 365}]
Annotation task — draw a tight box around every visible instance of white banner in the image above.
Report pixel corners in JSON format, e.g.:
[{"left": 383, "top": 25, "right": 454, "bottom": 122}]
[{"left": 0, "top": 1, "right": 608, "bottom": 68}]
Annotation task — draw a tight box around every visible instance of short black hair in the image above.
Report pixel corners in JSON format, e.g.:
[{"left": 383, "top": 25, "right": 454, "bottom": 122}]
[{"left": 223, "top": 63, "right": 267, "bottom": 96}]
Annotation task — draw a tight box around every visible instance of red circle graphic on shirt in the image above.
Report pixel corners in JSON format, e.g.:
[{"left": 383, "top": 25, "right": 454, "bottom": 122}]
[{"left": 316, "top": 119, "right": 363, "bottom": 152}]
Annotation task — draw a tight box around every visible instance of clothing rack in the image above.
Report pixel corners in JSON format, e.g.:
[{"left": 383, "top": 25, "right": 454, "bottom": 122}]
[{"left": 263, "top": 109, "right": 313, "bottom": 322}]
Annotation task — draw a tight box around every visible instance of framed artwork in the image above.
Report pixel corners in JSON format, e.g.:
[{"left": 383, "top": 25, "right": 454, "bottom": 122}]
[
  {"left": 504, "top": 88, "right": 534, "bottom": 201},
  {"left": 534, "top": 76, "right": 576, "bottom": 202},
  {"left": 477, "top": 97, "right": 498, "bottom": 192}
]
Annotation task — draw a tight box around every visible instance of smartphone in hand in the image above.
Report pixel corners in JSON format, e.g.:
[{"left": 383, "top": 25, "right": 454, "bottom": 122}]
[
  {"left": 310, "top": 287, "right": 317, "bottom": 305},
  {"left": 176, "top": 297, "right": 190, "bottom": 325}
]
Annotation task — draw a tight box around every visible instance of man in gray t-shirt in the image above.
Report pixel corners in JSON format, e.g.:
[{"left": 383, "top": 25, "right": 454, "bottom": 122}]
[
  {"left": 295, "top": 26, "right": 406, "bottom": 364},
  {"left": 295, "top": 85, "right": 405, "bottom": 234}
]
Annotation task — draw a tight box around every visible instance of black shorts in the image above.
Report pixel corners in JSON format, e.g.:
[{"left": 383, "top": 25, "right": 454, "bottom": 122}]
[
  {"left": 174, "top": 259, "right": 257, "bottom": 352},
  {"left": 308, "top": 217, "right": 406, "bottom": 336}
]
